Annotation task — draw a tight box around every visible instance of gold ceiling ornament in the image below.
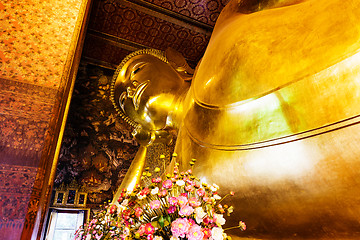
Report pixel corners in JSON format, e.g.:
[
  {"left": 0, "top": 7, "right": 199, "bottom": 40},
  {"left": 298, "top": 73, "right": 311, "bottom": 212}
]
[{"left": 110, "top": 48, "right": 168, "bottom": 129}]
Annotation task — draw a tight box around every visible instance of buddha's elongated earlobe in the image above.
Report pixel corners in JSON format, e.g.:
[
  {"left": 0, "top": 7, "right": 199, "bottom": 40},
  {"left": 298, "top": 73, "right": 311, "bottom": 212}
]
[{"left": 165, "top": 48, "right": 194, "bottom": 82}]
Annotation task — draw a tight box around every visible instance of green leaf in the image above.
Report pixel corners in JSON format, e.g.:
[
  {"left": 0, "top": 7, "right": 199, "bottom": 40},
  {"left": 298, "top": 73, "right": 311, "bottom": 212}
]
[
  {"left": 164, "top": 215, "right": 171, "bottom": 226},
  {"left": 158, "top": 215, "right": 165, "bottom": 227}
]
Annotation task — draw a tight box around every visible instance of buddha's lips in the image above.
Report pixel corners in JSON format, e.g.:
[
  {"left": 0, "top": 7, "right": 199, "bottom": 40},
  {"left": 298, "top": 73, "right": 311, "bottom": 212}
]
[{"left": 133, "top": 80, "right": 149, "bottom": 110}]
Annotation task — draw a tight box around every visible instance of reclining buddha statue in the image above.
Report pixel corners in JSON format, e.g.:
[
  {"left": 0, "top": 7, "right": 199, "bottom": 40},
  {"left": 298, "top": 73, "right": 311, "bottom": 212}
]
[{"left": 110, "top": 0, "right": 360, "bottom": 238}]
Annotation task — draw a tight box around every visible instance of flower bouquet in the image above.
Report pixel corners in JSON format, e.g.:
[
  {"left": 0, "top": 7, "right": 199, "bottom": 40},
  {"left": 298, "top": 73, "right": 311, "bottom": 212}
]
[{"left": 75, "top": 155, "right": 245, "bottom": 240}]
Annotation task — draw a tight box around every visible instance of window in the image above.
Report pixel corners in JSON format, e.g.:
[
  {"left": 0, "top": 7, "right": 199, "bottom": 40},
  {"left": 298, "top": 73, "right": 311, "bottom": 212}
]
[{"left": 44, "top": 209, "right": 85, "bottom": 240}]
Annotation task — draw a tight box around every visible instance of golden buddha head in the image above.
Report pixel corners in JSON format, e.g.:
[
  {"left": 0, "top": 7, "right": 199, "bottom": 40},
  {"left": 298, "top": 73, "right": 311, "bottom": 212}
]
[{"left": 111, "top": 48, "right": 192, "bottom": 143}]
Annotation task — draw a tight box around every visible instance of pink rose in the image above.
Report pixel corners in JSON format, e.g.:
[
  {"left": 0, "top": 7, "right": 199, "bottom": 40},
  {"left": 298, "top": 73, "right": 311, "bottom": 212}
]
[
  {"left": 179, "top": 205, "right": 194, "bottom": 216},
  {"left": 196, "top": 188, "right": 205, "bottom": 196},
  {"left": 158, "top": 188, "right": 168, "bottom": 197},
  {"left": 150, "top": 200, "right": 161, "bottom": 209},
  {"left": 137, "top": 224, "right": 146, "bottom": 236},
  {"left": 187, "top": 224, "right": 204, "bottom": 240},
  {"left": 171, "top": 218, "right": 190, "bottom": 238},
  {"left": 162, "top": 179, "right": 173, "bottom": 189},
  {"left": 185, "top": 185, "right": 195, "bottom": 192},
  {"left": 188, "top": 197, "right": 201, "bottom": 207},
  {"left": 135, "top": 207, "right": 143, "bottom": 218},
  {"left": 177, "top": 196, "right": 188, "bottom": 207},
  {"left": 203, "top": 195, "right": 211, "bottom": 203},
  {"left": 168, "top": 196, "right": 178, "bottom": 205},
  {"left": 167, "top": 205, "right": 176, "bottom": 214}
]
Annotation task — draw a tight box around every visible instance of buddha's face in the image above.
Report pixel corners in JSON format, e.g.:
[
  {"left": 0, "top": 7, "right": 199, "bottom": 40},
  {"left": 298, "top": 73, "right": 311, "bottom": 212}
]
[{"left": 113, "top": 54, "right": 186, "bottom": 131}]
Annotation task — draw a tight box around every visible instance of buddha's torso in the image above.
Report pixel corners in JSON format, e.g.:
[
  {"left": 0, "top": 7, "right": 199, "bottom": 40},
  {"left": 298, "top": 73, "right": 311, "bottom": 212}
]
[{"left": 174, "top": 0, "right": 360, "bottom": 238}]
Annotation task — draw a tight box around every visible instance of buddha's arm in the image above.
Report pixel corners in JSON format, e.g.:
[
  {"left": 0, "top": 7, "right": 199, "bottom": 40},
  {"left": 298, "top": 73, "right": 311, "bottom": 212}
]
[
  {"left": 112, "top": 145, "right": 147, "bottom": 203},
  {"left": 111, "top": 128, "right": 173, "bottom": 203}
]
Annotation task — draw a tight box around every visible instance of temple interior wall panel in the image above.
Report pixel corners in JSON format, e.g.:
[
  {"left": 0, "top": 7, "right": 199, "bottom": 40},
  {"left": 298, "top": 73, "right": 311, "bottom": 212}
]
[{"left": 0, "top": 0, "right": 91, "bottom": 239}]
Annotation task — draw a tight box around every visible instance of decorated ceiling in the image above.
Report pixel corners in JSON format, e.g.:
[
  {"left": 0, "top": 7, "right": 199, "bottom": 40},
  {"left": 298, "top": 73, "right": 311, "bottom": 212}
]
[
  {"left": 55, "top": 0, "right": 229, "bottom": 206},
  {"left": 82, "top": 0, "right": 229, "bottom": 69}
]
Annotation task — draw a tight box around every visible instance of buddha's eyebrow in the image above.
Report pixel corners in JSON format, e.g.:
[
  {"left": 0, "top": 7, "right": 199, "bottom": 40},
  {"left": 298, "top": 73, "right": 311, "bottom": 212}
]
[{"left": 132, "top": 62, "right": 146, "bottom": 75}]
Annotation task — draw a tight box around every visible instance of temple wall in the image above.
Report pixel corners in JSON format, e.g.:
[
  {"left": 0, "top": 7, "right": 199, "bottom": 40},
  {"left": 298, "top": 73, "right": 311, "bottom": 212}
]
[{"left": 0, "top": 0, "right": 91, "bottom": 239}]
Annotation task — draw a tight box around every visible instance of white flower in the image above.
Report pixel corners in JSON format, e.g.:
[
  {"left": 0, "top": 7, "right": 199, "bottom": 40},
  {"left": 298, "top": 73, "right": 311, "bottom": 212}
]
[
  {"left": 210, "top": 227, "right": 224, "bottom": 240},
  {"left": 222, "top": 233, "right": 228, "bottom": 239},
  {"left": 194, "top": 207, "right": 206, "bottom": 224},
  {"left": 154, "top": 236, "right": 163, "bottom": 240},
  {"left": 121, "top": 199, "right": 129, "bottom": 206},
  {"left": 176, "top": 180, "right": 185, "bottom": 186},
  {"left": 118, "top": 205, "right": 126, "bottom": 214},
  {"left": 112, "top": 201, "right": 122, "bottom": 214},
  {"left": 214, "top": 213, "right": 226, "bottom": 226},
  {"left": 137, "top": 193, "right": 146, "bottom": 200},
  {"left": 210, "top": 184, "right": 219, "bottom": 192},
  {"left": 151, "top": 187, "right": 159, "bottom": 195},
  {"left": 170, "top": 236, "right": 179, "bottom": 240},
  {"left": 86, "top": 235, "right": 91, "bottom": 240},
  {"left": 123, "top": 227, "right": 130, "bottom": 237},
  {"left": 213, "top": 194, "right": 221, "bottom": 200}
]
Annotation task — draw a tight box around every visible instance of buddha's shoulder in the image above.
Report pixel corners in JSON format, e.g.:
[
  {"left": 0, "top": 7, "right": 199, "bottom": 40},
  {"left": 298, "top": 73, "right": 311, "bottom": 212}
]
[{"left": 191, "top": 0, "right": 360, "bottom": 107}]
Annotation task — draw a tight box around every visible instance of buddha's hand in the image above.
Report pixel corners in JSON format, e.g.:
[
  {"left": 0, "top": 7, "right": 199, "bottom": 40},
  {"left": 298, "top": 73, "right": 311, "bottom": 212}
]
[{"left": 132, "top": 127, "right": 173, "bottom": 146}]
